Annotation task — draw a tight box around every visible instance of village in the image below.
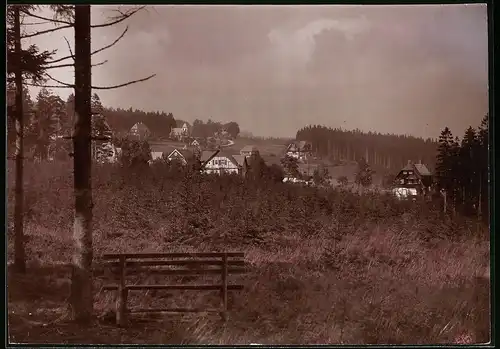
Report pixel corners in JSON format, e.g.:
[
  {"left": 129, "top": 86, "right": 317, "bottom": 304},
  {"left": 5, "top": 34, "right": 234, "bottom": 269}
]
[{"left": 100, "top": 121, "right": 434, "bottom": 200}]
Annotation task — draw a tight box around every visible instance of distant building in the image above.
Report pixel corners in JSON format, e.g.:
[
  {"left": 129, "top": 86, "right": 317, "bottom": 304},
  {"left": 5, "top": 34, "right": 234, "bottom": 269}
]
[
  {"left": 129, "top": 122, "right": 151, "bottom": 140},
  {"left": 200, "top": 149, "right": 246, "bottom": 176},
  {"left": 240, "top": 145, "right": 260, "bottom": 157},
  {"left": 285, "top": 141, "right": 312, "bottom": 161},
  {"left": 393, "top": 160, "right": 433, "bottom": 199},
  {"left": 170, "top": 122, "right": 190, "bottom": 140},
  {"left": 165, "top": 148, "right": 193, "bottom": 166}
]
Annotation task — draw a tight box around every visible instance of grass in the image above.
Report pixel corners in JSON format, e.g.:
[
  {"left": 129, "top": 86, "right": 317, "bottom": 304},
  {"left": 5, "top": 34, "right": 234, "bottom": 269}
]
[{"left": 7, "top": 161, "right": 490, "bottom": 344}]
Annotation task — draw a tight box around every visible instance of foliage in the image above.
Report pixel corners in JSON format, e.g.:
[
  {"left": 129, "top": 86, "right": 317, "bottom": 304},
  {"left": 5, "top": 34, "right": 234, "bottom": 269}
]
[
  {"left": 313, "top": 165, "right": 330, "bottom": 185},
  {"left": 355, "top": 157, "right": 374, "bottom": 188},
  {"left": 192, "top": 118, "right": 241, "bottom": 139},
  {"left": 337, "top": 175, "right": 348, "bottom": 186},
  {"left": 117, "top": 138, "right": 152, "bottom": 170},
  {"left": 435, "top": 115, "right": 489, "bottom": 218},
  {"left": 280, "top": 156, "right": 299, "bottom": 177},
  {"left": 6, "top": 5, "right": 56, "bottom": 84},
  {"left": 105, "top": 107, "right": 176, "bottom": 139},
  {"left": 26, "top": 88, "right": 69, "bottom": 161},
  {"left": 91, "top": 94, "right": 114, "bottom": 163}
]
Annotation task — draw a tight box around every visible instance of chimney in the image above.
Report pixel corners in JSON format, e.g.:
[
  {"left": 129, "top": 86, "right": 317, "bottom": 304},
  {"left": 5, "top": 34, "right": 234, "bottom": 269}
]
[{"left": 407, "top": 160, "right": 412, "bottom": 166}]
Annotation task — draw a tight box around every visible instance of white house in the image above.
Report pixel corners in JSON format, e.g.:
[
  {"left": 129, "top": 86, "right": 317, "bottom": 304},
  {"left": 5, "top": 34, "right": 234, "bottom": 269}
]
[
  {"left": 200, "top": 149, "right": 242, "bottom": 175},
  {"left": 285, "top": 141, "right": 312, "bottom": 161},
  {"left": 165, "top": 148, "right": 193, "bottom": 165}
]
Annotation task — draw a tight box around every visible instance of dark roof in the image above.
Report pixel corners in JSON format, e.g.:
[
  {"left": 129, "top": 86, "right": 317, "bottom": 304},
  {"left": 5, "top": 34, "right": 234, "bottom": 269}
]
[
  {"left": 414, "top": 163, "right": 432, "bottom": 176},
  {"left": 287, "top": 140, "right": 310, "bottom": 152},
  {"left": 232, "top": 155, "right": 248, "bottom": 167},
  {"left": 399, "top": 162, "right": 432, "bottom": 176},
  {"left": 297, "top": 141, "right": 307, "bottom": 150},
  {"left": 240, "top": 145, "right": 259, "bottom": 153},
  {"left": 201, "top": 150, "right": 219, "bottom": 163}
]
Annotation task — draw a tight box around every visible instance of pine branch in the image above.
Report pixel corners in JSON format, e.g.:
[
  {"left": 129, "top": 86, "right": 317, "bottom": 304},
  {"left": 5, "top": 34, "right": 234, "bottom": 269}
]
[
  {"left": 91, "top": 6, "right": 145, "bottom": 28},
  {"left": 20, "top": 8, "right": 73, "bottom": 25},
  {"left": 63, "top": 36, "right": 75, "bottom": 61},
  {"left": 92, "top": 26, "right": 129, "bottom": 56},
  {"left": 92, "top": 74, "right": 156, "bottom": 90},
  {"left": 45, "top": 26, "right": 128, "bottom": 65},
  {"left": 24, "top": 82, "right": 73, "bottom": 89},
  {"left": 43, "top": 59, "right": 108, "bottom": 70},
  {"left": 45, "top": 72, "right": 75, "bottom": 88},
  {"left": 20, "top": 24, "right": 73, "bottom": 39}
]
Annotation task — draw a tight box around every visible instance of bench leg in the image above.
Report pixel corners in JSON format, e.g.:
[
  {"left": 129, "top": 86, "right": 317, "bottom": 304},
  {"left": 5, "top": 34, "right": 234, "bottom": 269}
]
[{"left": 116, "top": 287, "right": 128, "bottom": 327}]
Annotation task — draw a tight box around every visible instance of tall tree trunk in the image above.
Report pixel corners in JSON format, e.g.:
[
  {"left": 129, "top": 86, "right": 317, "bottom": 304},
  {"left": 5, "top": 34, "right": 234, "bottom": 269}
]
[
  {"left": 478, "top": 173, "right": 482, "bottom": 219},
  {"left": 13, "top": 6, "right": 26, "bottom": 274},
  {"left": 71, "top": 4, "right": 94, "bottom": 324}
]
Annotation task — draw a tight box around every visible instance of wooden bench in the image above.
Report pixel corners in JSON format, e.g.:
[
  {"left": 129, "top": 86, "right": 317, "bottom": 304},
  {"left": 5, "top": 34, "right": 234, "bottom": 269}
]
[{"left": 100, "top": 252, "right": 246, "bottom": 326}]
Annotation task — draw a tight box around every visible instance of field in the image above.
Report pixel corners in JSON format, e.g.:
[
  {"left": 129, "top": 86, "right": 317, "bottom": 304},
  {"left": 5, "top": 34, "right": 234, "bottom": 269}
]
[{"left": 7, "top": 161, "right": 490, "bottom": 345}]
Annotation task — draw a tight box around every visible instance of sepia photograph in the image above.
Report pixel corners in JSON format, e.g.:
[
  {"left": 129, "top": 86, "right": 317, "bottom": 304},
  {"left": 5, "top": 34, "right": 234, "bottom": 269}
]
[{"left": 6, "top": 3, "right": 490, "bottom": 345}]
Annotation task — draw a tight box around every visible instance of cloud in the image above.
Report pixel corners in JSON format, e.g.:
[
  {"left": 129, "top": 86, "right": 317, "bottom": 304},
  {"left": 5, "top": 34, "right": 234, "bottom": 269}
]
[{"left": 268, "top": 16, "right": 369, "bottom": 66}]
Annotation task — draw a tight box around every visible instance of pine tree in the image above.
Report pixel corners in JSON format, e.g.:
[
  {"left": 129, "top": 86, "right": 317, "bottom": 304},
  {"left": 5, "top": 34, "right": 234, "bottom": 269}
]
[
  {"left": 91, "top": 93, "right": 114, "bottom": 163},
  {"left": 355, "top": 157, "right": 374, "bottom": 190},
  {"left": 460, "top": 127, "right": 479, "bottom": 214},
  {"left": 435, "top": 127, "right": 455, "bottom": 195},
  {"left": 477, "top": 114, "right": 489, "bottom": 219},
  {"left": 29, "top": 89, "right": 67, "bottom": 161}
]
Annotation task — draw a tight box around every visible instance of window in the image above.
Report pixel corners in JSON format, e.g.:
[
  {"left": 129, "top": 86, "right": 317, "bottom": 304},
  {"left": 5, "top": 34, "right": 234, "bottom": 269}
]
[{"left": 403, "top": 171, "right": 408, "bottom": 175}]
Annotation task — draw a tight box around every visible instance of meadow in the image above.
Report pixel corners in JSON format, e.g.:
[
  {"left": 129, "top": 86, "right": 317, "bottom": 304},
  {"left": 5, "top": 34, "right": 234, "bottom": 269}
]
[{"left": 7, "top": 160, "right": 490, "bottom": 344}]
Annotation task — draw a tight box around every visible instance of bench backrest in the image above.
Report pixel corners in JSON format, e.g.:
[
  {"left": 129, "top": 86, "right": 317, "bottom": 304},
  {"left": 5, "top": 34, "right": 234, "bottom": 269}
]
[{"left": 100, "top": 252, "right": 246, "bottom": 278}]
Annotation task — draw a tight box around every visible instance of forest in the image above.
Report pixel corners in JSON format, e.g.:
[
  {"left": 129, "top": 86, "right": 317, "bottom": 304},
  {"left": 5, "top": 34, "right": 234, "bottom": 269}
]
[{"left": 296, "top": 125, "right": 438, "bottom": 172}]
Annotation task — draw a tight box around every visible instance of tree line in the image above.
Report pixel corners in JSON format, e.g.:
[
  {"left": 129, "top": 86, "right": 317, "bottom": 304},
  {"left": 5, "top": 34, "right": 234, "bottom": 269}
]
[
  {"left": 435, "top": 114, "right": 489, "bottom": 219},
  {"left": 296, "top": 125, "right": 438, "bottom": 173},
  {"left": 6, "top": 88, "right": 246, "bottom": 162},
  {"left": 191, "top": 119, "right": 241, "bottom": 139}
]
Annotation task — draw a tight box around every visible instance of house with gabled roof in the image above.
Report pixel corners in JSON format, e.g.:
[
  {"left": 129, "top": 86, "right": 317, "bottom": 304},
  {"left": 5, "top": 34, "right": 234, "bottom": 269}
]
[
  {"left": 170, "top": 122, "right": 191, "bottom": 141},
  {"left": 200, "top": 149, "right": 246, "bottom": 176},
  {"left": 285, "top": 140, "right": 312, "bottom": 161},
  {"left": 166, "top": 148, "right": 193, "bottom": 166},
  {"left": 240, "top": 145, "right": 259, "bottom": 157},
  {"left": 129, "top": 122, "right": 150, "bottom": 140},
  {"left": 393, "top": 160, "right": 433, "bottom": 199}
]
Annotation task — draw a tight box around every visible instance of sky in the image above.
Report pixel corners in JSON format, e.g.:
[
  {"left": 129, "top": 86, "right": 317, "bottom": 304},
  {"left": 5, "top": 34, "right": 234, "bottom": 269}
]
[{"left": 24, "top": 4, "right": 488, "bottom": 139}]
